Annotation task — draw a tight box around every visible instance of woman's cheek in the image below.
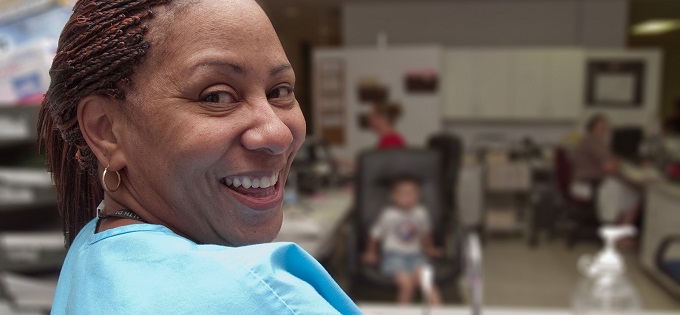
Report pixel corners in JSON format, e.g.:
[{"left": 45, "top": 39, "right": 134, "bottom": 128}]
[{"left": 287, "top": 107, "right": 307, "bottom": 143}]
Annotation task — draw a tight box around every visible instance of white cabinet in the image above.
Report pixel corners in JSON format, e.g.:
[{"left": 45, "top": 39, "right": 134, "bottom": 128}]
[
  {"left": 444, "top": 48, "right": 583, "bottom": 120},
  {"left": 476, "top": 50, "right": 513, "bottom": 119},
  {"left": 511, "top": 50, "right": 548, "bottom": 119},
  {"left": 546, "top": 49, "right": 584, "bottom": 119},
  {"left": 444, "top": 50, "right": 477, "bottom": 118},
  {"left": 444, "top": 50, "right": 513, "bottom": 119}
]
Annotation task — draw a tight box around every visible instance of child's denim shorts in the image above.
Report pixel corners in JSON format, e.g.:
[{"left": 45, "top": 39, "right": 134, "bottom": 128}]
[{"left": 381, "top": 251, "right": 426, "bottom": 275}]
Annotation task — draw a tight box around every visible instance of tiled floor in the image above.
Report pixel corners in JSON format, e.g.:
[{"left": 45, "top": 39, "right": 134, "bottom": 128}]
[{"left": 482, "top": 237, "right": 680, "bottom": 310}]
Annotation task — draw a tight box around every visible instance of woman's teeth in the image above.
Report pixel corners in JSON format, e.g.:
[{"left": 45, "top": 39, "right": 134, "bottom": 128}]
[{"left": 223, "top": 173, "right": 279, "bottom": 189}]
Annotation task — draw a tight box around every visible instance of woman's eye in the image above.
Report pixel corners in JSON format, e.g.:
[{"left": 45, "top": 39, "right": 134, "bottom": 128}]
[
  {"left": 201, "top": 91, "right": 235, "bottom": 103},
  {"left": 267, "top": 86, "right": 293, "bottom": 100}
]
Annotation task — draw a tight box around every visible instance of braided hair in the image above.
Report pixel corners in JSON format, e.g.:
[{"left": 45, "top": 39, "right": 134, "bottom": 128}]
[{"left": 38, "top": 0, "right": 174, "bottom": 245}]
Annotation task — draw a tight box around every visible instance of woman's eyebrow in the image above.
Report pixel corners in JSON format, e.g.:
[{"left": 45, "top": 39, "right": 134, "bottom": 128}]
[
  {"left": 189, "top": 60, "right": 291, "bottom": 77},
  {"left": 270, "top": 64, "right": 293, "bottom": 77},
  {"left": 191, "top": 60, "right": 246, "bottom": 76}
]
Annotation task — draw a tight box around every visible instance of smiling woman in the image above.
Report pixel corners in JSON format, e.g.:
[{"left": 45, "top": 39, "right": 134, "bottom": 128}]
[{"left": 37, "top": 0, "right": 360, "bottom": 314}]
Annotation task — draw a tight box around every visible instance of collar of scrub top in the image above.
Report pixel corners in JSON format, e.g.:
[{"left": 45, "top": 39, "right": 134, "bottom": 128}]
[{"left": 96, "top": 200, "right": 148, "bottom": 223}]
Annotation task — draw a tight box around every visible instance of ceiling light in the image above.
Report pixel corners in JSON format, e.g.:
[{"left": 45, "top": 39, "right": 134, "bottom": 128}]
[{"left": 632, "top": 20, "right": 680, "bottom": 36}]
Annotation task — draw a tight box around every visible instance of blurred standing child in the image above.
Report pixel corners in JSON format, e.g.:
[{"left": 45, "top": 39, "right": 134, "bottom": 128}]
[
  {"left": 362, "top": 175, "right": 443, "bottom": 305},
  {"left": 367, "top": 102, "right": 406, "bottom": 149}
]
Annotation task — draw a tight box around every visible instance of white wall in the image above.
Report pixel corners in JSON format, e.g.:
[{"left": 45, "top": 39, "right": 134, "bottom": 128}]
[
  {"left": 341, "top": 0, "right": 634, "bottom": 148},
  {"left": 314, "top": 46, "right": 443, "bottom": 159},
  {"left": 343, "top": 0, "right": 629, "bottom": 48},
  {"left": 314, "top": 47, "right": 663, "bottom": 151}
]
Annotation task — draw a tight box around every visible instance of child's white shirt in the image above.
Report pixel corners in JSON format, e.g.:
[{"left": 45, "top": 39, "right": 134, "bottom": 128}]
[{"left": 370, "top": 205, "right": 431, "bottom": 254}]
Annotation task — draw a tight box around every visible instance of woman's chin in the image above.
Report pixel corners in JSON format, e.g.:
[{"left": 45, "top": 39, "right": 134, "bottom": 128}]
[{"left": 228, "top": 208, "right": 284, "bottom": 246}]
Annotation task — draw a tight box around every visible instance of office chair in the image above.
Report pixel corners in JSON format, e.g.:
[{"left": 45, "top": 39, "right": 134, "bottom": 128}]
[
  {"left": 656, "top": 235, "right": 680, "bottom": 287},
  {"left": 345, "top": 149, "right": 462, "bottom": 300},
  {"left": 427, "top": 133, "right": 463, "bottom": 222},
  {"left": 553, "top": 147, "right": 601, "bottom": 248}
]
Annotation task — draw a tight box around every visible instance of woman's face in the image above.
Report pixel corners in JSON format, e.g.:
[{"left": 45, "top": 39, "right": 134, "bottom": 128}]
[
  {"left": 114, "top": 0, "right": 305, "bottom": 246},
  {"left": 593, "top": 118, "right": 610, "bottom": 140}
]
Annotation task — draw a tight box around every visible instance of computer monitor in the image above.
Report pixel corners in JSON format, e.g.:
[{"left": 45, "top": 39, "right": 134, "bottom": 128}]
[{"left": 611, "top": 127, "right": 644, "bottom": 161}]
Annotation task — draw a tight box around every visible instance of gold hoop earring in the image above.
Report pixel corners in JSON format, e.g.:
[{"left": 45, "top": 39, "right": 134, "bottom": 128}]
[{"left": 102, "top": 165, "right": 121, "bottom": 193}]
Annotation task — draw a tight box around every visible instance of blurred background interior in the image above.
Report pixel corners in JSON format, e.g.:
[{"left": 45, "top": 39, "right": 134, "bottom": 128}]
[{"left": 2, "top": 0, "right": 680, "bottom": 314}]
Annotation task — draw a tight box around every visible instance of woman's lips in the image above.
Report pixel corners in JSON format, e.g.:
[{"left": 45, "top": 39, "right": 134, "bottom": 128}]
[{"left": 220, "top": 171, "right": 284, "bottom": 211}]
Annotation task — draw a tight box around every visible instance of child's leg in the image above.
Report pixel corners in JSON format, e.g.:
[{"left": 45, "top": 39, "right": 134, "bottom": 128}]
[
  {"left": 413, "top": 267, "right": 442, "bottom": 305},
  {"left": 394, "top": 272, "right": 416, "bottom": 304},
  {"left": 427, "top": 285, "right": 443, "bottom": 305}
]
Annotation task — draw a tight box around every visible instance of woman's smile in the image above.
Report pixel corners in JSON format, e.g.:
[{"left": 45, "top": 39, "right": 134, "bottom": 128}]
[{"left": 220, "top": 168, "right": 285, "bottom": 211}]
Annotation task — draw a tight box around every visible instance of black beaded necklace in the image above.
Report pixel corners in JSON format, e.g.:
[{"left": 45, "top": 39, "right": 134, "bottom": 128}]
[{"left": 97, "top": 208, "right": 147, "bottom": 223}]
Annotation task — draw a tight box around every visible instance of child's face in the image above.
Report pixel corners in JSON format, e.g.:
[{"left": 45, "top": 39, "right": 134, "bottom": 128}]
[{"left": 390, "top": 181, "right": 421, "bottom": 210}]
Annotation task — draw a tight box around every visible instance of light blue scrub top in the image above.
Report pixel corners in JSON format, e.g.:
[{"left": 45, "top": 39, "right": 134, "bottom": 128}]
[{"left": 51, "top": 219, "right": 362, "bottom": 314}]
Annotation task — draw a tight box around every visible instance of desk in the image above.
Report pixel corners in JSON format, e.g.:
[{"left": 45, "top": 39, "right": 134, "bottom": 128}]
[
  {"left": 274, "top": 190, "right": 353, "bottom": 259},
  {"left": 360, "top": 304, "right": 680, "bottom": 315},
  {"left": 619, "top": 162, "right": 664, "bottom": 186},
  {"left": 641, "top": 178, "right": 680, "bottom": 297},
  {"left": 619, "top": 162, "right": 680, "bottom": 297}
]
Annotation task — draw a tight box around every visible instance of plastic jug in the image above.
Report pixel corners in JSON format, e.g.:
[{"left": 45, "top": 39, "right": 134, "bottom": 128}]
[{"left": 571, "top": 225, "right": 643, "bottom": 315}]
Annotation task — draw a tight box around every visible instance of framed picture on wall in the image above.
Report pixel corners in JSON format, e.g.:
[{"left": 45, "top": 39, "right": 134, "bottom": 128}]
[
  {"left": 585, "top": 59, "right": 645, "bottom": 108},
  {"left": 404, "top": 68, "right": 439, "bottom": 93}
]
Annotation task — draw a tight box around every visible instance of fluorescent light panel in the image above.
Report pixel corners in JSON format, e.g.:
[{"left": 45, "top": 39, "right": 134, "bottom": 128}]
[{"left": 632, "top": 20, "right": 680, "bottom": 36}]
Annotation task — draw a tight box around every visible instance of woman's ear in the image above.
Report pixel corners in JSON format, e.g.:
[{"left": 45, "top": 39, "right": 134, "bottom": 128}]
[{"left": 77, "top": 96, "right": 126, "bottom": 170}]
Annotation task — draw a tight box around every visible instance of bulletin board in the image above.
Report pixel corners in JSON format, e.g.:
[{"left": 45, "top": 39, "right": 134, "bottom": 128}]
[{"left": 314, "top": 58, "right": 346, "bottom": 145}]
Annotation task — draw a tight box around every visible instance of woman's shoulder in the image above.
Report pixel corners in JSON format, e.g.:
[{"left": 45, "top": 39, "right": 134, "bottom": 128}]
[
  {"left": 54, "top": 220, "right": 358, "bottom": 314},
  {"left": 68, "top": 219, "right": 313, "bottom": 275}
]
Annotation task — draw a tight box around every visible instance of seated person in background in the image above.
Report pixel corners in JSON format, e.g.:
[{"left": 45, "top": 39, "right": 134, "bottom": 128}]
[
  {"left": 362, "top": 175, "right": 442, "bottom": 305},
  {"left": 572, "top": 114, "right": 619, "bottom": 185},
  {"left": 572, "top": 114, "right": 640, "bottom": 226}
]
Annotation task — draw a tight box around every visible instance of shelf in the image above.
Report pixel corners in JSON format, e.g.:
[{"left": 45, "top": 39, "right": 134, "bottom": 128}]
[
  {"left": 0, "top": 168, "right": 51, "bottom": 187},
  {"left": 0, "top": 232, "right": 66, "bottom": 273},
  {"left": 0, "top": 187, "right": 56, "bottom": 213},
  {"left": 0, "top": 168, "right": 55, "bottom": 213},
  {"left": 0, "top": 106, "right": 40, "bottom": 148}
]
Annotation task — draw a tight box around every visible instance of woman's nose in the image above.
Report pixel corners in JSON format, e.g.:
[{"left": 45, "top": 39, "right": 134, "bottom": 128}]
[{"left": 240, "top": 102, "right": 294, "bottom": 155}]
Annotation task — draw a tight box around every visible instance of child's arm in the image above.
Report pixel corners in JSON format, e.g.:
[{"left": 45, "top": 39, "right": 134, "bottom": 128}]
[
  {"left": 418, "top": 206, "right": 443, "bottom": 258},
  {"left": 362, "top": 211, "right": 386, "bottom": 265},
  {"left": 421, "top": 233, "right": 443, "bottom": 258},
  {"left": 362, "top": 237, "right": 380, "bottom": 265}
]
